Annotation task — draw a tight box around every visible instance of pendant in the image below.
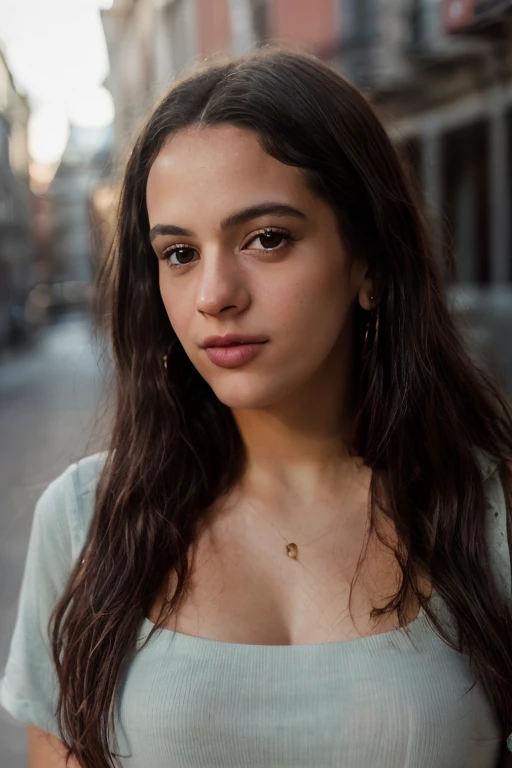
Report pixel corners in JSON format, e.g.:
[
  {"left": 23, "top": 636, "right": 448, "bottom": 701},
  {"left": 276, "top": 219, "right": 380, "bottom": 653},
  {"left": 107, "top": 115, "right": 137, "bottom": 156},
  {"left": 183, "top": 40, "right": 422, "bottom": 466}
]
[{"left": 286, "top": 543, "right": 299, "bottom": 559}]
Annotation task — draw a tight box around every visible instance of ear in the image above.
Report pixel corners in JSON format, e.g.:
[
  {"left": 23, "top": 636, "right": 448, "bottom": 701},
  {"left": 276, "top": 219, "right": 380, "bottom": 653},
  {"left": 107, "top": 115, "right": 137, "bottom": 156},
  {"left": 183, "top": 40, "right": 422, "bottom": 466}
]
[{"left": 357, "top": 268, "right": 375, "bottom": 311}]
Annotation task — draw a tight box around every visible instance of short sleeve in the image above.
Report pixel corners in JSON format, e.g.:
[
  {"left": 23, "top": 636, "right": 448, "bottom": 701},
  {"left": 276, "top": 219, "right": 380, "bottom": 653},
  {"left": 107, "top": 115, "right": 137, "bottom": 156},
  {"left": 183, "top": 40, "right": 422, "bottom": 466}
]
[
  {"left": 482, "top": 460, "right": 512, "bottom": 754},
  {"left": 483, "top": 462, "right": 512, "bottom": 599},
  {"left": 0, "top": 463, "right": 80, "bottom": 738}
]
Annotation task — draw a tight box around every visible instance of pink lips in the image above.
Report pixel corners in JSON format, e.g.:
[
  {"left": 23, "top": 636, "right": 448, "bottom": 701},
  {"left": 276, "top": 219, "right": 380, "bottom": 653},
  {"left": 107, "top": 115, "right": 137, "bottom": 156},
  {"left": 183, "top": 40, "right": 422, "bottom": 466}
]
[
  {"left": 201, "top": 334, "right": 268, "bottom": 369},
  {"left": 204, "top": 342, "right": 267, "bottom": 369}
]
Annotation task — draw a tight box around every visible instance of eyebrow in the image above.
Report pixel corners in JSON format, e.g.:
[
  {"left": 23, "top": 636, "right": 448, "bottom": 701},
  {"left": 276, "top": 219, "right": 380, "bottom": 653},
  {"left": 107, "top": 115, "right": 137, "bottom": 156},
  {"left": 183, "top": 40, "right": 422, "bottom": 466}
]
[{"left": 149, "top": 202, "right": 307, "bottom": 242}]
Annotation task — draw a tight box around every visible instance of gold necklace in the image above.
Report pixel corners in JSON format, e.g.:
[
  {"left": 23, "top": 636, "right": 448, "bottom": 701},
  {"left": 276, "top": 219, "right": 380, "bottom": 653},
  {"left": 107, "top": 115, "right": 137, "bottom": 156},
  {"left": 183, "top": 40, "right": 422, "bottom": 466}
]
[
  {"left": 250, "top": 472, "right": 362, "bottom": 562},
  {"left": 249, "top": 509, "right": 314, "bottom": 562},
  {"left": 285, "top": 542, "right": 299, "bottom": 559},
  {"left": 267, "top": 523, "right": 300, "bottom": 560}
]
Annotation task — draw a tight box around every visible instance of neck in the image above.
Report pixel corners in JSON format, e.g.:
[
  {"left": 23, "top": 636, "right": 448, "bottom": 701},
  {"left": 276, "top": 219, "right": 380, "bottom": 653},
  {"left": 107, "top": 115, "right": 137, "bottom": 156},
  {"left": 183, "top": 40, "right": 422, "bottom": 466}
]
[{"left": 230, "top": 353, "right": 362, "bottom": 529}]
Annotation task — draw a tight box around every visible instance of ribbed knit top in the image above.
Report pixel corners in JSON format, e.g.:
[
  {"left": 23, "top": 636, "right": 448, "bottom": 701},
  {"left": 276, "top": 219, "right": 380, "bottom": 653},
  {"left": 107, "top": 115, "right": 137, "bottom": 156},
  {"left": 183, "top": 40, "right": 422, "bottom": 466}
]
[{"left": 1, "top": 451, "right": 510, "bottom": 767}]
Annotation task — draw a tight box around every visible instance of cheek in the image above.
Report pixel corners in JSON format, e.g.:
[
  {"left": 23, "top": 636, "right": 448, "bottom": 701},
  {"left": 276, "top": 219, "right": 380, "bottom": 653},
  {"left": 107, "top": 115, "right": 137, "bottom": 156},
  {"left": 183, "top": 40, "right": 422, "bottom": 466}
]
[
  {"left": 272, "top": 262, "right": 351, "bottom": 343},
  {"left": 158, "top": 272, "right": 191, "bottom": 341}
]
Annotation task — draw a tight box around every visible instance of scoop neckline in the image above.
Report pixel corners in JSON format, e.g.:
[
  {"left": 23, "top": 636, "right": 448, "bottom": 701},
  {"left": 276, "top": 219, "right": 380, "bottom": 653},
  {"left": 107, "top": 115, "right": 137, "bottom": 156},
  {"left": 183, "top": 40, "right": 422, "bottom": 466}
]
[{"left": 140, "top": 604, "right": 431, "bottom": 652}]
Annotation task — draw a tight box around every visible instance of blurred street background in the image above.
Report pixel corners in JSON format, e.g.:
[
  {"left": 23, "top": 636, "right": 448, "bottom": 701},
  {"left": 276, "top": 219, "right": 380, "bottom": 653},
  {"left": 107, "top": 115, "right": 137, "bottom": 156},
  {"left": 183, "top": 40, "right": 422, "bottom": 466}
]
[{"left": 0, "top": 0, "right": 512, "bottom": 763}]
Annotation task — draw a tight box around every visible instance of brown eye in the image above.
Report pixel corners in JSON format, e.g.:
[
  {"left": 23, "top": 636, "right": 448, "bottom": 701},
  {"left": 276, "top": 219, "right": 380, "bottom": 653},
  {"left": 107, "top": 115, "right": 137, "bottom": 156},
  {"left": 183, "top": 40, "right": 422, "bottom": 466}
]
[
  {"left": 162, "top": 246, "right": 198, "bottom": 266},
  {"left": 247, "top": 228, "right": 291, "bottom": 251},
  {"left": 258, "top": 231, "right": 285, "bottom": 249}
]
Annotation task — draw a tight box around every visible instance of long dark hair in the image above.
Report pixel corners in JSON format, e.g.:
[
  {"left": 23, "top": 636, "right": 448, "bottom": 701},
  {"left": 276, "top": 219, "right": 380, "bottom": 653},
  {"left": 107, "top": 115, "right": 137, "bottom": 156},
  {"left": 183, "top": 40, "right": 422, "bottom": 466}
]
[{"left": 49, "top": 48, "right": 512, "bottom": 767}]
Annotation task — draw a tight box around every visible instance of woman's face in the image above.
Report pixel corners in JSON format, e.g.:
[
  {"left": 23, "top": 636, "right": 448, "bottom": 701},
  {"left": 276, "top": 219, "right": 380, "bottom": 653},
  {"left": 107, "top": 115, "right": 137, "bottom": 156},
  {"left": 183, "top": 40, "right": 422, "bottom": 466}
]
[{"left": 147, "top": 124, "right": 371, "bottom": 411}]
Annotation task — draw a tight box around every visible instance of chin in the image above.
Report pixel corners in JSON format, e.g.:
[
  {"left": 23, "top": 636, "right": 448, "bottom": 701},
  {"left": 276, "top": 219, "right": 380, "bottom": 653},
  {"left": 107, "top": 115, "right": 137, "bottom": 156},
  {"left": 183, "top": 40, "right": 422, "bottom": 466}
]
[{"left": 207, "top": 377, "right": 281, "bottom": 411}]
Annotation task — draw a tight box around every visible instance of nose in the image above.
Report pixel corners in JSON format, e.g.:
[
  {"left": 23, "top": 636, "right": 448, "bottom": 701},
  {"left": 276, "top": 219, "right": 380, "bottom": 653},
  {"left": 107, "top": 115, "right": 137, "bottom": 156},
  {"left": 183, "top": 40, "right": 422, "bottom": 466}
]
[{"left": 195, "top": 247, "right": 250, "bottom": 317}]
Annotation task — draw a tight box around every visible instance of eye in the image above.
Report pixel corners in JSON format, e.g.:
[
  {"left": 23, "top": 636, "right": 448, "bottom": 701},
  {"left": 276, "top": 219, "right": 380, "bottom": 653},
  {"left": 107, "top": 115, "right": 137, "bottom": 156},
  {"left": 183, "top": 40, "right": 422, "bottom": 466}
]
[
  {"left": 161, "top": 245, "right": 198, "bottom": 267},
  {"left": 245, "top": 228, "right": 292, "bottom": 251}
]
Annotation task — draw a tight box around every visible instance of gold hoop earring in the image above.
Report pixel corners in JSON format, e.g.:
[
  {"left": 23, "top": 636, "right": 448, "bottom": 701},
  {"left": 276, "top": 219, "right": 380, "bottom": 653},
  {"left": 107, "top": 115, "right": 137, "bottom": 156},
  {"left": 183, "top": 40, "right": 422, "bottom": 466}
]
[
  {"left": 163, "top": 355, "right": 168, "bottom": 370},
  {"left": 362, "top": 310, "right": 379, "bottom": 358},
  {"left": 363, "top": 323, "right": 370, "bottom": 357}
]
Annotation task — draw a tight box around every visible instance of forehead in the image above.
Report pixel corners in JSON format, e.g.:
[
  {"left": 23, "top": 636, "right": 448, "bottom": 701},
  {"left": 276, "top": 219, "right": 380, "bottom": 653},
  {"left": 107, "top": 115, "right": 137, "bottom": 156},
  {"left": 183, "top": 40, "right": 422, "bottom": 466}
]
[{"left": 146, "top": 124, "right": 315, "bottom": 224}]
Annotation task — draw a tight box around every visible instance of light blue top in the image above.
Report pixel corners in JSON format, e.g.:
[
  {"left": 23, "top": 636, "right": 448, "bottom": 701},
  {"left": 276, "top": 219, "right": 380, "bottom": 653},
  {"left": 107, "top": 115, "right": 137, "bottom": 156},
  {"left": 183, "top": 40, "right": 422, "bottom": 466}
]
[{"left": 1, "top": 451, "right": 510, "bottom": 767}]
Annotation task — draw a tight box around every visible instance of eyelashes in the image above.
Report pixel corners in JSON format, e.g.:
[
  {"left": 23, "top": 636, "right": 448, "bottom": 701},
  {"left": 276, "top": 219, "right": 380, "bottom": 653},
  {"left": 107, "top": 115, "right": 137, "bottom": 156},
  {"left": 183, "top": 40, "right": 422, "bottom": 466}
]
[
  {"left": 161, "top": 244, "right": 197, "bottom": 267},
  {"left": 161, "top": 227, "right": 294, "bottom": 268}
]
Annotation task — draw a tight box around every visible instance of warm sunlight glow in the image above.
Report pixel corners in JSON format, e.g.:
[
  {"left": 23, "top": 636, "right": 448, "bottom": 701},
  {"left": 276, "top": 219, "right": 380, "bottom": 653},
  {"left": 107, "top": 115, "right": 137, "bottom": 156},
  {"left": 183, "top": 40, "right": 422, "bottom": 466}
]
[
  {"left": 67, "top": 86, "right": 115, "bottom": 128},
  {"left": 29, "top": 161, "right": 58, "bottom": 194},
  {"left": 28, "top": 105, "right": 70, "bottom": 165},
  {"left": 0, "top": 0, "right": 111, "bottom": 166}
]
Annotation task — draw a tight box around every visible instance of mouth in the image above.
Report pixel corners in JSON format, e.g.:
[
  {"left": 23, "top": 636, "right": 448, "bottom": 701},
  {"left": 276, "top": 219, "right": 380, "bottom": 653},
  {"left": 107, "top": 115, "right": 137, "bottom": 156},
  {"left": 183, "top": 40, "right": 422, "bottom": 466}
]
[
  {"left": 201, "top": 334, "right": 268, "bottom": 349},
  {"left": 203, "top": 340, "right": 268, "bottom": 369}
]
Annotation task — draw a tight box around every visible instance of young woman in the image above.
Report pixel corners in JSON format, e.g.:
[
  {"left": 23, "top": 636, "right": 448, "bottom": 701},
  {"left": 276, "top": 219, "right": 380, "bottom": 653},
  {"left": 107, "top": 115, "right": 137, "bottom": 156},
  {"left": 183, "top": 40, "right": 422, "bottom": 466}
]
[{"left": 1, "top": 48, "right": 511, "bottom": 768}]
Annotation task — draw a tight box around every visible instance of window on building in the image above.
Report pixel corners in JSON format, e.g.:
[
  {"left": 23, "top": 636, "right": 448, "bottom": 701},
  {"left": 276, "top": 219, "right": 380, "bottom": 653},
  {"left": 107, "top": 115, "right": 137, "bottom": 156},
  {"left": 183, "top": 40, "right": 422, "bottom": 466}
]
[
  {"left": 442, "top": 121, "right": 490, "bottom": 283},
  {"left": 251, "top": 0, "right": 268, "bottom": 45},
  {"left": 339, "top": 0, "right": 379, "bottom": 85},
  {"left": 410, "top": 0, "right": 439, "bottom": 49},
  {"left": 164, "top": 0, "right": 190, "bottom": 76},
  {"left": 346, "top": 0, "right": 377, "bottom": 41},
  {"left": 410, "top": 0, "right": 424, "bottom": 46}
]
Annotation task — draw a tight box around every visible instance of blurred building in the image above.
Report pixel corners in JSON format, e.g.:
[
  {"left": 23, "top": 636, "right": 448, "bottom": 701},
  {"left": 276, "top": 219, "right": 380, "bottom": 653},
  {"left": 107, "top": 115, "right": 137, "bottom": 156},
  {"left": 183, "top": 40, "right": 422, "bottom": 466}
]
[
  {"left": 100, "top": 0, "right": 512, "bottom": 291},
  {"left": 0, "top": 49, "right": 37, "bottom": 347},
  {"left": 362, "top": 0, "right": 512, "bottom": 289},
  {"left": 45, "top": 123, "right": 114, "bottom": 313}
]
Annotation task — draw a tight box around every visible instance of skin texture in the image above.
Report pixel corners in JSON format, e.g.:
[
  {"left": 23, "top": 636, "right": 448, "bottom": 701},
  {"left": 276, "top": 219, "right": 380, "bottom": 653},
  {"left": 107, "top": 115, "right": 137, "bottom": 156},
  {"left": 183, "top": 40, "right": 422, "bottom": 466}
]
[
  {"left": 147, "top": 124, "right": 374, "bottom": 530},
  {"left": 145, "top": 125, "right": 432, "bottom": 647},
  {"left": 148, "top": 124, "right": 371, "bottom": 410},
  {"left": 27, "top": 724, "right": 79, "bottom": 768}
]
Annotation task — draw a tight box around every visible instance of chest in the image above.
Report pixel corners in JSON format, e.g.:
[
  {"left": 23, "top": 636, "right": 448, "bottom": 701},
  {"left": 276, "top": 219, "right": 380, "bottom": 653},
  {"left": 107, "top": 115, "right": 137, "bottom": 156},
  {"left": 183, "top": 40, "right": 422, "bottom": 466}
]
[
  {"left": 122, "top": 626, "right": 502, "bottom": 768},
  {"left": 148, "top": 495, "right": 423, "bottom": 645}
]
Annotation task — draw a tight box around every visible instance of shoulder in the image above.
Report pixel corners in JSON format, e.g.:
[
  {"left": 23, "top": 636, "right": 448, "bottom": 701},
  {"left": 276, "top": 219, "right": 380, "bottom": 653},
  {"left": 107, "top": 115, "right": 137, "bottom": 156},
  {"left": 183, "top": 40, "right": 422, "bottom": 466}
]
[
  {"left": 0, "top": 452, "right": 107, "bottom": 735},
  {"left": 476, "top": 448, "right": 511, "bottom": 597},
  {"left": 35, "top": 452, "right": 107, "bottom": 563}
]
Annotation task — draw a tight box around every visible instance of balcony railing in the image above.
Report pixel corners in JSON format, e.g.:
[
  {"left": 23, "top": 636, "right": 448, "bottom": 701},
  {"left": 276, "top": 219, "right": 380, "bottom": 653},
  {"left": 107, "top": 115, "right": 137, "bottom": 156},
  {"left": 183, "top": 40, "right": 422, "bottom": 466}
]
[
  {"left": 407, "top": 0, "right": 491, "bottom": 64},
  {"left": 409, "top": 0, "right": 442, "bottom": 52},
  {"left": 443, "top": 0, "right": 512, "bottom": 33}
]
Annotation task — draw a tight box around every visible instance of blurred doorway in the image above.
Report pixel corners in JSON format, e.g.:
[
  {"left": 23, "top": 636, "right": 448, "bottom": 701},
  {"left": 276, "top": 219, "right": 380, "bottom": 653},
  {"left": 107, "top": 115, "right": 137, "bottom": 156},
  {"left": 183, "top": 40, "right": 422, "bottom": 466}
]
[{"left": 442, "top": 121, "right": 490, "bottom": 284}]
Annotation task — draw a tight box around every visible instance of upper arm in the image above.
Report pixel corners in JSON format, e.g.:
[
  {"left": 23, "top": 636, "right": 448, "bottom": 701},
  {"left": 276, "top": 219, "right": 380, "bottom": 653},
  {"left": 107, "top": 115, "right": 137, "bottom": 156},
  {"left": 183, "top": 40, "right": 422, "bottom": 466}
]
[
  {"left": 27, "top": 724, "right": 79, "bottom": 768},
  {"left": 0, "top": 465, "right": 79, "bottom": 736},
  {"left": 1, "top": 456, "right": 104, "bottom": 759}
]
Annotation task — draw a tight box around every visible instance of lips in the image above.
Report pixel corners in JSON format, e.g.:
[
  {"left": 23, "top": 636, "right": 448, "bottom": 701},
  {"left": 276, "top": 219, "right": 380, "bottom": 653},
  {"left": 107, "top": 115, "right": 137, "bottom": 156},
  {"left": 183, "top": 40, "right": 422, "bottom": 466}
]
[
  {"left": 203, "top": 340, "right": 267, "bottom": 369},
  {"left": 201, "top": 334, "right": 268, "bottom": 348}
]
